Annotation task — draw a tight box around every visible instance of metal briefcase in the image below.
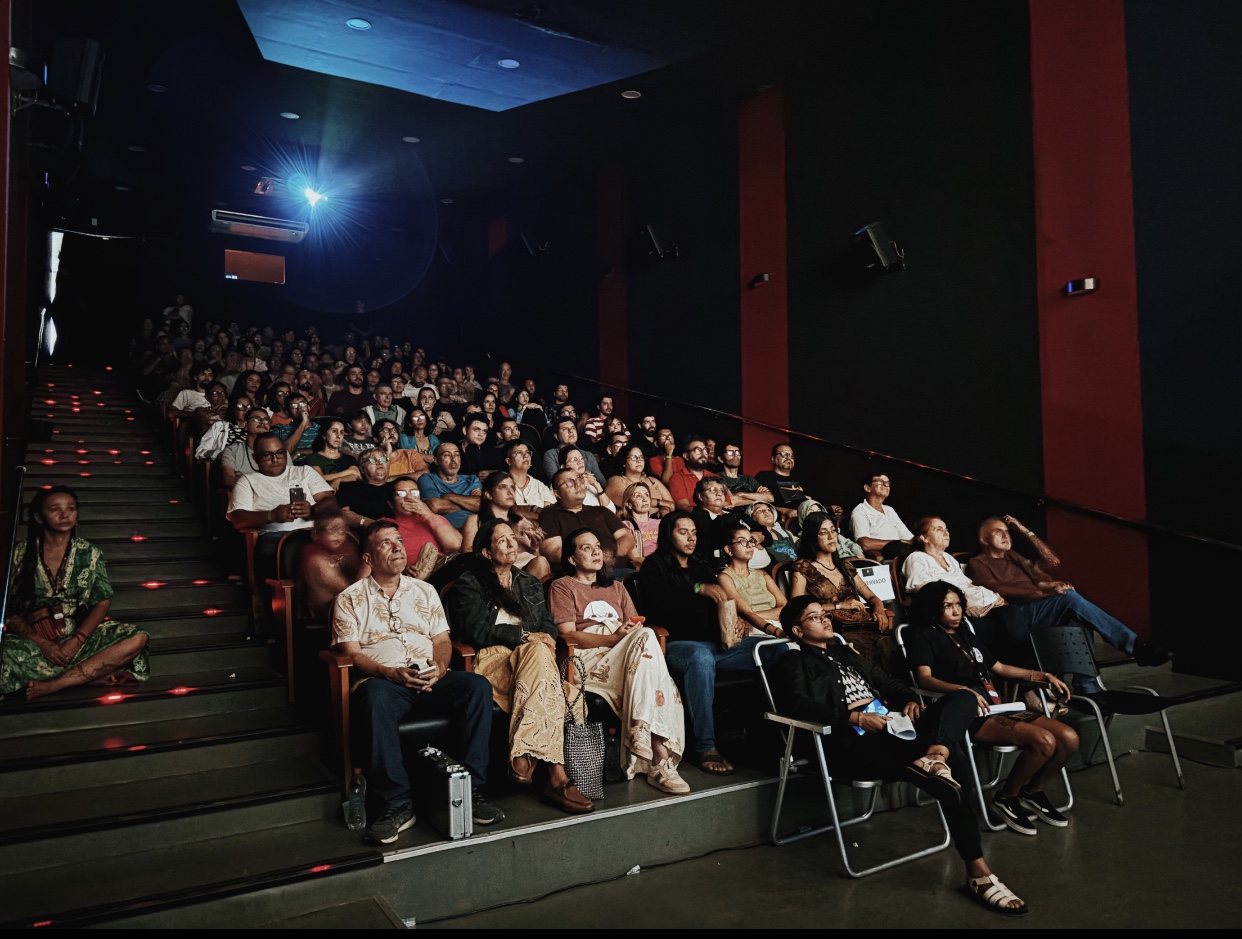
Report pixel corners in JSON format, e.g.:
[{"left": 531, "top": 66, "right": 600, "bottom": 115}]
[{"left": 412, "top": 746, "right": 473, "bottom": 840}]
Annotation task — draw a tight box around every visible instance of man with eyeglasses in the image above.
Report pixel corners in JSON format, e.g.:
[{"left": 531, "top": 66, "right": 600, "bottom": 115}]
[
  {"left": 220, "top": 408, "right": 276, "bottom": 488},
  {"left": 226, "top": 432, "right": 335, "bottom": 543},
  {"left": 333, "top": 520, "right": 504, "bottom": 844},
  {"left": 754, "top": 443, "right": 816, "bottom": 521},
  {"left": 715, "top": 442, "right": 774, "bottom": 506},
  {"left": 504, "top": 440, "right": 555, "bottom": 516},
  {"left": 666, "top": 435, "right": 725, "bottom": 513},
  {"left": 538, "top": 468, "right": 636, "bottom": 570},
  {"left": 417, "top": 442, "right": 482, "bottom": 530},
  {"left": 850, "top": 472, "right": 914, "bottom": 560}
]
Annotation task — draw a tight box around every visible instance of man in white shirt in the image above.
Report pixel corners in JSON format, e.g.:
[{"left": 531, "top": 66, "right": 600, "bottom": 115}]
[
  {"left": 332, "top": 521, "right": 502, "bottom": 843},
  {"left": 850, "top": 472, "right": 914, "bottom": 560},
  {"left": 169, "top": 364, "right": 215, "bottom": 418}
]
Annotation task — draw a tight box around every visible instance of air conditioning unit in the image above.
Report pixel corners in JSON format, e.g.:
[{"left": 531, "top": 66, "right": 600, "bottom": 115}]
[{"left": 209, "top": 210, "right": 308, "bottom": 243}]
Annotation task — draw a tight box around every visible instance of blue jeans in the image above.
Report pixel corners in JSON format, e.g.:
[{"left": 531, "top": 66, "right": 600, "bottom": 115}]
[
  {"left": 665, "top": 636, "right": 772, "bottom": 756},
  {"left": 353, "top": 670, "right": 493, "bottom": 810}
]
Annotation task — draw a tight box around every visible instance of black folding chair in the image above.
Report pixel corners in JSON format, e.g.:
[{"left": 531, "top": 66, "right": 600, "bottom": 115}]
[
  {"left": 752, "top": 637, "right": 951, "bottom": 877},
  {"left": 1030, "top": 625, "right": 1184, "bottom": 806}
]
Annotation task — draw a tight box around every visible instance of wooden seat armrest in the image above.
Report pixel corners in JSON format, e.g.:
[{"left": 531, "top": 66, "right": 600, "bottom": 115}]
[
  {"left": 452, "top": 640, "right": 477, "bottom": 673},
  {"left": 319, "top": 648, "right": 354, "bottom": 795},
  {"left": 651, "top": 625, "right": 668, "bottom": 654},
  {"left": 268, "top": 577, "right": 295, "bottom": 703}
]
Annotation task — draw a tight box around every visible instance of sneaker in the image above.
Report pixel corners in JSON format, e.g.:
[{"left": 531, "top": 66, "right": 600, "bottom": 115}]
[
  {"left": 1018, "top": 788, "right": 1069, "bottom": 827},
  {"left": 367, "top": 804, "right": 415, "bottom": 844},
  {"left": 471, "top": 790, "right": 506, "bottom": 826},
  {"left": 992, "top": 795, "right": 1038, "bottom": 836},
  {"left": 1133, "top": 640, "right": 1172, "bottom": 667},
  {"left": 647, "top": 757, "right": 691, "bottom": 794}
]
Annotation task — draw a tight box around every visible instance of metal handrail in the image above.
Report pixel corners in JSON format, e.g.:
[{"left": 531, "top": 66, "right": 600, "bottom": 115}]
[
  {"left": 561, "top": 372, "right": 1242, "bottom": 555},
  {"left": 0, "top": 464, "right": 29, "bottom": 649}
]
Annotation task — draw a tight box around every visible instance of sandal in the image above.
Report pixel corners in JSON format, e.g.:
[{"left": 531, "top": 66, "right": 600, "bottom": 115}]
[
  {"left": 692, "top": 749, "right": 735, "bottom": 776},
  {"left": 908, "top": 755, "right": 961, "bottom": 793},
  {"left": 965, "top": 874, "right": 1028, "bottom": 916}
]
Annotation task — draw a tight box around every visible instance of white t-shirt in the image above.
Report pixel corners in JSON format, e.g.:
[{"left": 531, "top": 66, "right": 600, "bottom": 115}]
[
  {"left": 227, "top": 463, "right": 332, "bottom": 533},
  {"left": 171, "top": 389, "right": 208, "bottom": 413},
  {"left": 850, "top": 501, "right": 914, "bottom": 541},
  {"left": 512, "top": 475, "right": 555, "bottom": 508}
]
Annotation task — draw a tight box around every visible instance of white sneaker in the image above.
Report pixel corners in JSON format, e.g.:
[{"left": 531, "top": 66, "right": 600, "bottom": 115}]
[{"left": 647, "top": 758, "right": 691, "bottom": 794}]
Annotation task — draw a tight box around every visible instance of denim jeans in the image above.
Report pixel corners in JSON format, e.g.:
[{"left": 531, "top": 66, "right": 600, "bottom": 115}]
[
  {"left": 353, "top": 670, "right": 493, "bottom": 810},
  {"left": 665, "top": 636, "right": 773, "bottom": 756}
]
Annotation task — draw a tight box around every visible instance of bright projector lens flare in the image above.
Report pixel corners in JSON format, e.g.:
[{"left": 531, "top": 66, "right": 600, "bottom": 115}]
[{"left": 304, "top": 188, "right": 326, "bottom": 207}]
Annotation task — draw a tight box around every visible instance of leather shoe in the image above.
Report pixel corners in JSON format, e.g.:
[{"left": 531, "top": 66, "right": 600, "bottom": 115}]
[
  {"left": 509, "top": 754, "right": 535, "bottom": 785},
  {"left": 542, "top": 780, "right": 594, "bottom": 814}
]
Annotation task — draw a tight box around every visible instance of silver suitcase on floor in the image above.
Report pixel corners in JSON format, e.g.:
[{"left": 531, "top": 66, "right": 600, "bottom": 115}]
[{"left": 413, "top": 746, "right": 473, "bottom": 840}]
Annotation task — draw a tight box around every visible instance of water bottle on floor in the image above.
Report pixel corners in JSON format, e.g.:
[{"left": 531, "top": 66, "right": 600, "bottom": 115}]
[{"left": 345, "top": 769, "right": 367, "bottom": 830}]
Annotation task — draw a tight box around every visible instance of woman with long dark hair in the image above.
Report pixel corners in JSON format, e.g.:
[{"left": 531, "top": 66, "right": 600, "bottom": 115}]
[{"left": 3, "top": 487, "right": 150, "bottom": 699}]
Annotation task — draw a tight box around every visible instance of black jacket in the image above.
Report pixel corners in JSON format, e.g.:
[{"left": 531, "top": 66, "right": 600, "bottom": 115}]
[
  {"left": 774, "top": 642, "right": 919, "bottom": 733},
  {"left": 445, "top": 567, "right": 556, "bottom": 649}
]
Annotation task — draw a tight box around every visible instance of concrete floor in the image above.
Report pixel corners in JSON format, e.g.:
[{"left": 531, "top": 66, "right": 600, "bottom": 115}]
[{"left": 424, "top": 749, "right": 1242, "bottom": 928}]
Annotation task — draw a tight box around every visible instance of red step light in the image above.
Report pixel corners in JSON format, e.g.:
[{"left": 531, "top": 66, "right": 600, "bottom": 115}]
[
  {"left": 43, "top": 399, "right": 56, "bottom": 405},
  {"left": 309, "top": 864, "right": 332, "bottom": 874},
  {"left": 169, "top": 499, "right": 179, "bottom": 504},
  {"left": 130, "top": 535, "right": 147, "bottom": 542},
  {"left": 106, "top": 366, "right": 113, "bottom": 370},
  {"left": 79, "top": 472, "right": 91, "bottom": 477},
  {"left": 140, "top": 450, "right": 151, "bottom": 455},
  {"left": 145, "top": 461, "right": 155, "bottom": 466},
  {"left": 108, "top": 449, "right": 120, "bottom": 455},
  {"left": 192, "top": 579, "right": 210, "bottom": 585},
  {"left": 101, "top": 693, "right": 125, "bottom": 703},
  {"left": 202, "top": 608, "right": 222, "bottom": 616},
  {"left": 169, "top": 686, "right": 192, "bottom": 695},
  {"left": 32, "top": 920, "right": 53, "bottom": 928},
  {"left": 78, "top": 460, "right": 90, "bottom": 465},
  {"left": 41, "top": 459, "right": 56, "bottom": 465},
  {"left": 76, "top": 449, "right": 88, "bottom": 454},
  {"left": 141, "top": 581, "right": 165, "bottom": 589},
  {"left": 128, "top": 745, "right": 147, "bottom": 751},
  {"left": 93, "top": 390, "right": 102, "bottom": 395}
]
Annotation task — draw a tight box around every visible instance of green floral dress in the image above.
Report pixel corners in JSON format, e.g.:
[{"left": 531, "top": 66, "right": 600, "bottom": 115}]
[{"left": 2, "top": 537, "right": 151, "bottom": 693}]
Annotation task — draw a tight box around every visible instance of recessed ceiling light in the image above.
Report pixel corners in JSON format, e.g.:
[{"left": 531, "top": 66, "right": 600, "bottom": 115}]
[
  {"left": 439, "top": 198, "right": 454, "bottom": 204},
  {"left": 280, "top": 111, "right": 300, "bottom": 120},
  {"left": 498, "top": 59, "right": 520, "bottom": 69},
  {"left": 128, "top": 145, "right": 146, "bottom": 152},
  {"left": 508, "top": 156, "right": 524, "bottom": 164},
  {"left": 345, "top": 18, "right": 372, "bottom": 30},
  {"left": 402, "top": 136, "right": 420, "bottom": 143},
  {"left": 147, "top": 83, "right": 168, "bottom": 93},
  {"left": 240, "top": 164, "right": 256, "bottom": 171},
  {"left": 621, "top": 90, "right": 642, "bottom": 100},
  {"left": 114, "top": 185, "right": 129, "bottom": 191}
]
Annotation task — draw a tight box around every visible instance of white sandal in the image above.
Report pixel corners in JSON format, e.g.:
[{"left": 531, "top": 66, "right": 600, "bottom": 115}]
[
  {"left": 647, "top": 758, "right": 691, "bottom": 794},
  {"left": 966, "top": 874, "right": 1028, "bottom": 916}
]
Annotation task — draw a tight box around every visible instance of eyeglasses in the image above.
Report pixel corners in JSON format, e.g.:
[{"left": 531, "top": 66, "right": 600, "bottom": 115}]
[
  {"left": 723, "top": 449, "right": 741, "bottom": 456},
  {"left": 364, "top": 457, "right": 389, "bottom": 465},
  {"left": 256, "top": 450, "right": 286, "bottom": 462},
  {"left": 394, "top": 489, "right": 417, "bottom": 498},
  {"left": 800, "top": 612, "right": 830, "bottom": 625},
  {"left": 248, "top": 415, "right": 270, "bottom": 424}
]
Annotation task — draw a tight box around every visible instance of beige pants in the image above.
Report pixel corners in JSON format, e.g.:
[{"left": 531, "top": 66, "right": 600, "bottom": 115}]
[{"left": 474, "top": 642, "right": 580, "bottom": 764}]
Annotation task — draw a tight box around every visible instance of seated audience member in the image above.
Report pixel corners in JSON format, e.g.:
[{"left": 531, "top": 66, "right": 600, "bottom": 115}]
[
  {"left": 906, "top": 581, "right": 1078, "bottom": 836},
  {"left": 579, "top": 395, "right": 625, "bottom": 444},
  {"left": 505, "top": 387, "right": 546, "bottom": 430},
  {"left": 597, "top": 430, "right": 633, "bottom": 480},
  {"left": 235, "top": 369, "right": 267, "bottom": 407},
  {"left": 295, "top": 369, "right": 325, "bottom": 418},
  {"left": 339, "top": 410, "right": 374, "bottom": 457},
  {"left": 716, "top": 521, "right": 787, "bottom": 638},
  {"left": 333, "top": 522, "right": 503, "bottom": 844},
  {"left": 388, "top": 374, "right": 408, "bottom": 401},
  {"left": 754, "top": 443, "right": 816, "bottom": 521},
  {"left": 379, "top": 476, "right": 462, "bottom": 579},
  {"left": 296, "top": 511, "right": 361, "bottom": 620},
  {"left": 168, "top": 362, "right": 215, "bottom": 418},
  {"left": 744, "top": 501, "right": 797, "bottom": 563},
  {"left": 689, "top": 477, "right": 732, "bottom": 566},
  {"left": 274, "top": 394, "right": 319, "bottom": 453},
  {"left": 220, "top": 408, "right": 273, "bottom": 488},
  {"left": 850, "top": 472, "right": 915, "bottom": 560},
  {"left": 327, "top": 364, "right": 374, "bottom": 416},
  {"left": 371, "top": 419, "right": 429, "bottom": 481},
  {"left": 495, "top": 360, "right": 516, "bottom": 404},
  {"left": 715, "top": 442, "right": 775, "bottom": 506},
  {"left": 417, "top": 442, "right": 482, "bottom": 530},
  {"left": 549, "top": 529, "right": 690, "bottom": 794},
  {"left": 790, "top": 511, "right": 893, "bottom": 668},
  {"left": 226, "top": 433, "right": 336, "bottom": 576},
  {"left": 503, "top": 440, "right": 555, "bottom": 514},
  {"left": 605, "top": 444, "right": 676, "bottom": 516},
  {"left": 774, "top": 596, "right": 1028, "bottom": 917},
  {"left": 541, "top": 419, "right": 606, "bottom": 484},
  {"left": 460, "top": 472, "right": 551, "bottom": 580},
  {"left": 617, "top": 481, "right": 661, "bottom": 567},
  {"left": 793, "top": 499, "right": 865, "bottom": 559},
  {"left": 265, "top": 382, "right": 294, "bottom": 423},
  {"left": 422, "top": 386, "right": 457, "bottom": 439},
  {"left": 318, "top": 365, "right": 340, "bottom": 401},
  {"left": 903, "top": 517, "right": 1008, "bottom": 622},
  {"left": 636, "top": 512, "right": 754, "bottom": 776},
  {"left": 303, "top": 419, "right": 360, "bottom": 491},
  {"left": 478, "top": 392, "right": 503, "bottom": 436},
  {"left": 365, "top": 384, "right": 406, "bottom": 428},
  {"left": 196, "top": 393, "right": 251, "bottom": 460},
  {"left": 634, "top": 414, "right": 660, "bottom": 459},
  {"left": 188, "top": 382, "right": 230, "bottom": 437},
  {"left": 537, "top": 469, "right": 635, "bottom": 570},
  {"left": 660, "top": 435, "right": 722, "bottom": 512},
  {"left": 558, "top": 446, "right": 613, "bottom": 508},
  {"left": 337, "top": 449, "right": 396, "bottom": 529},
  {"left": 398, "top": 407, "right": 439, "bottom": 467},
  {"left": 460, "top": 416, "right": 504, "bottom": 478},
  {"left": 965, "top": 515, "right": 1170, "bottom": 668},
  {"left": 445, "top": 519, "right": 594, "bottom": 814}
]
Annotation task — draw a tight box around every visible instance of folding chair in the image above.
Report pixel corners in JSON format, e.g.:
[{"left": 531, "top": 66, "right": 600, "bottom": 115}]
[
  {"left": 752, "top": 637, "right": 951, "bottom": 877},
  {"left": 1031, "top": 625, "right": 1184, "bottom": 806},
  {"left": 893, "top": 623, "right": 1074, "bottom": 830}
]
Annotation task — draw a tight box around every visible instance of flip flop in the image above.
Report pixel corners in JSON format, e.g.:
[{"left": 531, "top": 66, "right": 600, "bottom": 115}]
[{"left": 693, "top": 749, "right": 734, "bottom": 776}]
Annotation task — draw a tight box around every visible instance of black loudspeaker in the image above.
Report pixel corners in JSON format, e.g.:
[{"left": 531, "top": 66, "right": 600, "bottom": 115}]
[
  {"left": 48, "top": 37, "right": 105, "bottom": 117},
  {"left": 852, "top": 222, "right": 905, "bottom": 275}
]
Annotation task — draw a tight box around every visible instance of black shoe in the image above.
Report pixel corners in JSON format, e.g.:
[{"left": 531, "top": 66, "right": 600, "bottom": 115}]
[
  {"left": 1019, "top": 788, "right": 1069, "bottom": 827},
  {"left": 1133, "top": 641, "right": 1172, "bottom": 667},
  {"left": 472, "top": 790, "right": 505, "bottom": 826},
  {"left": 992, "top": 795, "right": 1038, "bottom": 836},
  {"left": 367, "top": 804, "right": 415, "bottom": 844}
]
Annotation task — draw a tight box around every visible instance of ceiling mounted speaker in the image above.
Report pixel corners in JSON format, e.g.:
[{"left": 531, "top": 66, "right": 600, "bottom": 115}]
[{"left": 47, "top": 37, "right": 105, "bottom": 116}]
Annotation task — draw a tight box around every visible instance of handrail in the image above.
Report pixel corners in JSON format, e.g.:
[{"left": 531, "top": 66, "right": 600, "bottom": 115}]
[
  {"left": 561, "top": 372, "right": 1242, "bottom": 555},
  {"left": 0, "top": 464, "right": 29, "bottom": 648}
]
